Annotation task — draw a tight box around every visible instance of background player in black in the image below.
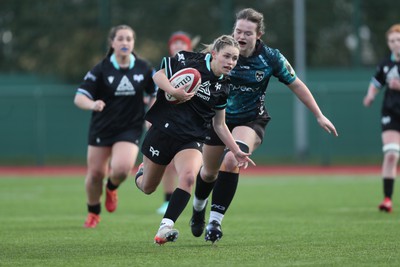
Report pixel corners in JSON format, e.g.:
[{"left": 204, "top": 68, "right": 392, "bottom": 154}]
[
  {"left": 363, "top": 23, "right": 400, "bottom": 213},
  {"left": 156, "top": 31, "right": 193, "bottom": 215},
  {"left": 190, "top": 8, "right": 338, "bottom": 243},
  {"left": 134, "top": 35, "right": 255, "bottom": 245},
  {"left": 74, "top": 25, "right": 156, "bottom": 228}
]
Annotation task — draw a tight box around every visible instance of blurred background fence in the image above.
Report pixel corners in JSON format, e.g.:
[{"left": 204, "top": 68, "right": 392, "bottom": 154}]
[
  {"left": 0, "top": 68, "right": 383, "bottom": 166},
  {"left": 1, "top": 0, "right": 397, "bottom": 166}
]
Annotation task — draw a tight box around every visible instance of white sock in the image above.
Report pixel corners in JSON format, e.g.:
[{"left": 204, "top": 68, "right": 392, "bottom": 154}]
[
  {"left": 209, "top": 211, "right": 224, "bottom": 225},
  {"left": 159, "top": 218, "right": 174, "bottom": 229},
  {"left": 193, "top": 196, "right": 208, "bottom": 211}
]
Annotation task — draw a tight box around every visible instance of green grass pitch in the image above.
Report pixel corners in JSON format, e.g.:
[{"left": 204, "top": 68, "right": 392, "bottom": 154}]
[{"left": 0, "top": 174, "right": 399, "bottom": 266}]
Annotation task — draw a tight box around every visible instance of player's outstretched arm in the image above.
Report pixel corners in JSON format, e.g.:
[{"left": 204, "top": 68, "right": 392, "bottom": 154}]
[
  {"left": 287, "top": 77, "right": 338, "bottom": 137},
  {"left": 212, "top": 110, "right": 255, "bottom": 168}
]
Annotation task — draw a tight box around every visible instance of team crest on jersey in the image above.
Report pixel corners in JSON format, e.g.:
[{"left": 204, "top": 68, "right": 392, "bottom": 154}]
[
  {"left": 115, "top": 75, "right": 136, "bottom": 96},
  {"left": 255, "top": 71, "right": 264, "bottom": 82},
  {"left": 133, "top": 74, "right": 144, "bottom": 83},
  {"left": 108, "top": 76, "right": 114, "bottom": 84}
]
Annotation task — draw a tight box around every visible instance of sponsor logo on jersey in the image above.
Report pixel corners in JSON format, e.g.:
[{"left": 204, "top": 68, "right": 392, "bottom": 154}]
[
  {"left": 215, "top": 82, "right": 221, "bottom": 91},
  {"left": 196, "top": 81, "right": 211, "bottom": 101},
  {"left": 230, "top": 84, "right": 260, "bottom": 92},
  {"left": 115, "top": 75, "right": 136, "bottom": 96},
  {"left": 84, "top": 71, "right": 97, "bottom": 82},
  {"left": 108, "top": 76, "right": 114, "bottom": 84},
  {"left": 133, "top": 74, "right": 144, "bottom": 83},
  {"left": 255, "top": 71, "right": 264, "bottom": 82}
]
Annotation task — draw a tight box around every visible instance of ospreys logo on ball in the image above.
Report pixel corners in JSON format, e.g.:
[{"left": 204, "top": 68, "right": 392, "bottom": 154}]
[{"left": 255, "top": 71, "right": 264, "bottom": 82}]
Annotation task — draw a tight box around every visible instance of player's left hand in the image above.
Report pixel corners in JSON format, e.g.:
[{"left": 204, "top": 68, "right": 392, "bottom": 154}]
[
  {"left": 317, "top": 115, "right": 338, "bottom": 137},
  {"left": 234, "top": 151, "right": 256, "bottom": 169}
]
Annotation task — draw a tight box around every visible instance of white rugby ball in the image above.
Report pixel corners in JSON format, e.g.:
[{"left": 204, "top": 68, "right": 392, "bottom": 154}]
[{"left": 165, "top": 68, "right": 202, "bottom": 104}]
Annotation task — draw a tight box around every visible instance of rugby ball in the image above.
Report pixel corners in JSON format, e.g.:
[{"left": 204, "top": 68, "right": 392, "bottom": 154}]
[{"left": 165, "top": 68, "right": 202, "bottom": 103}]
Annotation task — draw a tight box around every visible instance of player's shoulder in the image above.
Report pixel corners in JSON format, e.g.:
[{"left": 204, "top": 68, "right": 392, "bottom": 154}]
[
  {"left": 257, "top": 41, "right": 282, "bottom": 60},
  {"left": 88, "top": 57, "right": 110, "bottom": 76},
  {"left": 175, "top": 51, "right": 206, "bottom": 62}
]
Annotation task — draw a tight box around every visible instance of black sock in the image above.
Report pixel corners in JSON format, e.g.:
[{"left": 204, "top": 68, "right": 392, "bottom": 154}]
[
  {"left": 383, "top": 178, "right": 395, "bottom": 198},
  {"left": 87, "top": 203, "right": 101, "bottom": 215},
  {"left": 194, "top": 172, "right": 216, "bottom": 200},
  {"left": 211, "top": 171, "right": 239, "bottom": 215},
  {"left": 165, "top": 193, "right": 173, "bottom": 202},
  {"left": 163, "top": 188, "right": 191, "bottom": 222},
  {"left": 106, "top": 178, "right": 119, "bottom": 191}
]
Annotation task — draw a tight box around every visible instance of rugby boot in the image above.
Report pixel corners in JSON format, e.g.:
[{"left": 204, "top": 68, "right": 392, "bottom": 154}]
[
  {"left": 189, "top": 205, "right": 206, "bottom": 237},
  {"left": 83, "top": 213, "right": 100, "bottom": 228},
  {"left": 378, "top": 197, "right": 392, "bottom": 213},
  {"left": 154, "top": 225, "right": 179, "bottom": 245},
  {"left": 205, "top": 220, "right": 223, "bottom": 243}
]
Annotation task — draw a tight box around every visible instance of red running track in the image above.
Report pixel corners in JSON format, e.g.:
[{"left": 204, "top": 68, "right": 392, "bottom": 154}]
[{"left": 0, "top": 165, "right": 383, "bottom": 177}]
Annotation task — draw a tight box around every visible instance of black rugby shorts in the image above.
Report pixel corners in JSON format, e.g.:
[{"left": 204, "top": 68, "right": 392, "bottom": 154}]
[
  {"left": 381, "top": 107, "right": 400, "bottom": 132},
  {"left": 89, "top": 128, "right": 142, "bottom": 146},
  {"left": 141, "top": 126, "right": 203, "bottom": 165}
]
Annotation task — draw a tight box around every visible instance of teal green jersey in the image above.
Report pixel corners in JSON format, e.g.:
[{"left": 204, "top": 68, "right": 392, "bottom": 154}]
[{"left": 227, "top": 40, "right": 296, "bottom": 124}]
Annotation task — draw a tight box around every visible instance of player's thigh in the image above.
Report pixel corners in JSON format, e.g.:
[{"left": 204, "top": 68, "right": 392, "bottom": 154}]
[
  {"left": 174, "top": 149, "right": 203, "bottom": 182},
  {"left": 382, "top": 130, "right": 400, "bottom": 145},
  {"left": 87, "top": 145, "right": 112, "bottom": 177},
  {"left": 141, "top": 156, "right": 166, "bottom": 192},
  {"left": 111, "top": 141, "right": 139, "bottom": 171},
  {"left": 231, "top": 126, "right": 260, "bottom": 152}
]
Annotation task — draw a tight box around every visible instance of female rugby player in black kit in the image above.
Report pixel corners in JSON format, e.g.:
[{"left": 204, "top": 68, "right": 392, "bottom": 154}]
[
  {"left": 74, "top": 25, "right": 156, "bottom": 228},
  {"left": 363, "top": 23, "right": 400, "bottom": 213},
  {"left": 134, "top": 35, "right": 255, "bottom": 245}
]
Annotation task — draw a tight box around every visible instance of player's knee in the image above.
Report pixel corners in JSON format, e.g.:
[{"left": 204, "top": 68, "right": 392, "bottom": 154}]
[
  {"left": 110, "top": 165, "right": 131, "bottom": 180},
  {"left": 222, "top": 141, "right": 250, "bottom": 172},
  {"left": 141, "top": 184, "right": 156, "bottom": 195},
  {"left": 222, "top": 152, "right": 239, "bottom": 172},
  {"left": 383, "top": 143, "right": 400, "bottom": 163},
  {"left": 183, "top": 172, "right": 196, "bottom": 188},
  {"left": 200, "top": 168, "right": 219, "bottom": 182},
  {"left": 87, "top": 169, "right": 106, "bottom": 181}
]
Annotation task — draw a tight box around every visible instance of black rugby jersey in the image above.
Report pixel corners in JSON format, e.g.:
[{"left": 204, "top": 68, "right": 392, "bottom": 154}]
[
  {"left": 145, "top": 51, "right": 230, "bottom": 142},
  {"left": 76, "top": 54, "right": 156, "bottom": 139},
  {"left": 371, "top": 54, "right": 400, "bottom": 115},
  {"left": 227, "top": 40, "right": 296, "bottom": 124}
]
